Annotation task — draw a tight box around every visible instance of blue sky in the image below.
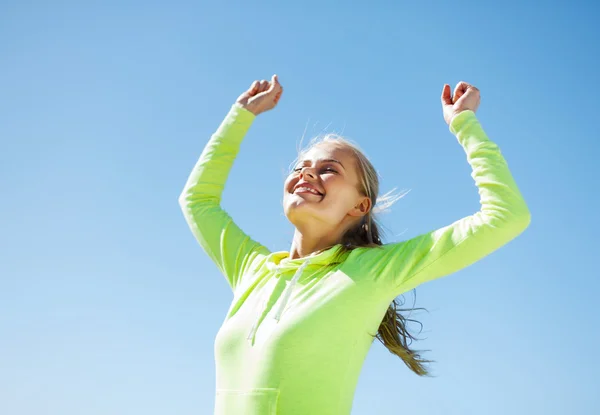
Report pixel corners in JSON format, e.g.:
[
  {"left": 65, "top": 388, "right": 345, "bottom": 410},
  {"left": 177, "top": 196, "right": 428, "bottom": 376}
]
[{"left": 1, "top": 1, "right": 598, "bottom": 414}]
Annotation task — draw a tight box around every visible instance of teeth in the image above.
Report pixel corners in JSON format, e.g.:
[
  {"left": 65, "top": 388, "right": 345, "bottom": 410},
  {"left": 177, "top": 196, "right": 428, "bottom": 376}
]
[{"left": 295, "top": 187, "right": 321, "bottom": 195}]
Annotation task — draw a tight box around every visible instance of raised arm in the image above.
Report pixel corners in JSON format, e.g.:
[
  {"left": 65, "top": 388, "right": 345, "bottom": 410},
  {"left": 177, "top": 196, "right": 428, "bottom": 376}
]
[
  {"left": 178, "top": 76, "right": 284, "bottom": 292},
  {"left": 357, "top": 82, "right": 531, "bottom": 297}
]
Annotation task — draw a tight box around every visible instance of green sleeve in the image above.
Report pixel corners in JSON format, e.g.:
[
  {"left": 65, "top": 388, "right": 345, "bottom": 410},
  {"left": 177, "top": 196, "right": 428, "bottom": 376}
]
[
  {"left": 178, "top": 103, "right": 270, "bottom": 292},
  {"left": 360, "top": 110, "right": 531, "bottom": 296}
]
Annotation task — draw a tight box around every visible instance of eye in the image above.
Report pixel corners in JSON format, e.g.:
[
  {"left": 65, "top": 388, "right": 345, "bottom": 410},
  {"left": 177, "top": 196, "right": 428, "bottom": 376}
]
[{"left": 291, "top": 166, "right": 337, "bottom": 174}]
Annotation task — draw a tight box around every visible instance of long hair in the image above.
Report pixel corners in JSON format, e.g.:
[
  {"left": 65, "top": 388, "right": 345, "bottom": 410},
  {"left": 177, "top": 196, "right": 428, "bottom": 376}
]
[{"left": 290, "top": 133, "right": 432, "bottom": 376}]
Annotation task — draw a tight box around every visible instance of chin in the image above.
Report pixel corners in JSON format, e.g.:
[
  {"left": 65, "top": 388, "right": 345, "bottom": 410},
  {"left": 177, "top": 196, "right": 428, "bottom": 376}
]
[
  {"left": 283, "top": 199, "right": 304, "bottom": 218},
  {"left": 284, "top": 192, "right": 318, "bottom": 208},
  {"left": 283, "top": 197, "right": 327, "bottom": 224}
]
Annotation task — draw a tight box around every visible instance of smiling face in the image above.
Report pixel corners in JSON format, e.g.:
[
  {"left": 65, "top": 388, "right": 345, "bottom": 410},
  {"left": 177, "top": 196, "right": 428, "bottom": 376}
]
[{"left": 283, "top": 142, "right": 371, "bottom": 230}]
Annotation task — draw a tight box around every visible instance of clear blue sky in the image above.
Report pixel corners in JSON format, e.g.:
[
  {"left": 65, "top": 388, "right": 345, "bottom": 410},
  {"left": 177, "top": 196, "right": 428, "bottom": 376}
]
[{"left": 1, "top": 1, "right": 598, "bottom": 414}]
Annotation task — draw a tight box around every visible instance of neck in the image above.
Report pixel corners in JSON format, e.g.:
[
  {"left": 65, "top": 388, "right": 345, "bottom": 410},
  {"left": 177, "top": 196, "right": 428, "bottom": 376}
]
[{"left": 289, "top": 224, "right": 343, "bottom": 260}]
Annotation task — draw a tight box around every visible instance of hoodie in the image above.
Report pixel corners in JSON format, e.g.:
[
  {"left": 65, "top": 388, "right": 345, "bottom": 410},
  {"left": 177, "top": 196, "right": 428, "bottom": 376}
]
[{"left": 179, "top": 103, "right": 531, "bottom": 414}]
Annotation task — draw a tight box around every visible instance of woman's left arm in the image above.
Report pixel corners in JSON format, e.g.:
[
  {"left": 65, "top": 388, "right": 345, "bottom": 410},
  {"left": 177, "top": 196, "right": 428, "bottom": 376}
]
[{"left": 355, "top": 83, "right": 531, "bottom": 295}]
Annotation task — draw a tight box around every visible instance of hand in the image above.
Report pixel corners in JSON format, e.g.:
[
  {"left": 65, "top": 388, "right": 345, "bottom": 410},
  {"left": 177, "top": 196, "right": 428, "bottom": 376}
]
[
  {"left": 236, "top": 74, "right": 283, "bottom": 116},
  {"left": 441, "top": 81, "right": 481, "bottom": 125}
]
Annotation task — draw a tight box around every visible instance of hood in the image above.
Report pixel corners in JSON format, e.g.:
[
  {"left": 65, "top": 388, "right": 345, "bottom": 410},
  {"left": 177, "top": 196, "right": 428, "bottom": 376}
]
[
  {"left": 265, "top": 243, "right": 345, "bottom": 272},
  {"left": 246, "top": 244, "right": 346, "bottom": 344}
]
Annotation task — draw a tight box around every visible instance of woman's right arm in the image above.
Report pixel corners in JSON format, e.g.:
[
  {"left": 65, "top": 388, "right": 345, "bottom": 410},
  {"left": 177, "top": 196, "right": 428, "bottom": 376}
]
[{"left": 178, "top": 76, "right": 283, "bottom": 292}]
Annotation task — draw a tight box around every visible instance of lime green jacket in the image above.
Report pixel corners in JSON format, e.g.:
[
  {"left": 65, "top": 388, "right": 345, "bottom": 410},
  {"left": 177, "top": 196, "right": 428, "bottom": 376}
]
[{"left": 179, "top": 103, "right": 531, "bottom": 415}]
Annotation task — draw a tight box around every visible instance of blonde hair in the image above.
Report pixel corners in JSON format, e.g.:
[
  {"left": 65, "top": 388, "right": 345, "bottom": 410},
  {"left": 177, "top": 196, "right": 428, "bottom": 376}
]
[{"left": 289, "top": 133, "right": 432, "bottom": 376}]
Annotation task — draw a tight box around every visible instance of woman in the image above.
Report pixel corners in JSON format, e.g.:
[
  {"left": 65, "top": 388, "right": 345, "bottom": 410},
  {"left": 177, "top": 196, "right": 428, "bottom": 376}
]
[{"left": 179, "top": 75, "right": 531, "bottom": 415}]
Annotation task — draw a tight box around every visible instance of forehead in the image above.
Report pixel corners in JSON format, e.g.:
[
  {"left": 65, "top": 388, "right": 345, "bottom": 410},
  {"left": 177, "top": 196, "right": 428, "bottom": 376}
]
[{"left": 301, "top": 143, "right": 354, "bottom": 164}]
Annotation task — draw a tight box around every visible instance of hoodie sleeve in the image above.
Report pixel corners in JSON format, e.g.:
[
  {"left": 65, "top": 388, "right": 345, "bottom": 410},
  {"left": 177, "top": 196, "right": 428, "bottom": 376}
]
[
  {"left": 178, "top": 103, "right": 270, "bottom": 292},
  {"left": 359, "top": 110, "right": 531, "bottom": 296}
]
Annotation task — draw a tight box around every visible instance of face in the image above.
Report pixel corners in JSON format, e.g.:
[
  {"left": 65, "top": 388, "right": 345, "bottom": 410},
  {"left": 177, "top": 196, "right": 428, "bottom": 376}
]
[{"left": 283, "top": 143, "right": 371, "bottom": 229}]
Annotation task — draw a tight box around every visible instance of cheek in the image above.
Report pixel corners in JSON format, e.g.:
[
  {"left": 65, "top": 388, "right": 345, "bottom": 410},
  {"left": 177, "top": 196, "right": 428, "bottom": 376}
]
[
  {"left": 324, "top": 182, "right": 358, "bottom": 206},
  {"left": 322, "top": 176, "right": 347, "bottom": 197},
  {"left": 283, "top": 176, "right": 295, "bottom": 194}
]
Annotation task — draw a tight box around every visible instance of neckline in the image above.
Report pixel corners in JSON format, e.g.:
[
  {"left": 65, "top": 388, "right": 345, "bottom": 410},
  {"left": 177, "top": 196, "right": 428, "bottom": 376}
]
[{"left": 275, "top": 243, "right": 344, "bottom": 266}]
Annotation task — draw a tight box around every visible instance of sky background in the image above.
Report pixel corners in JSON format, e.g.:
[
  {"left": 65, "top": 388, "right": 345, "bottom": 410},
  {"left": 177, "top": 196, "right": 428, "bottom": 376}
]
[{"left": 1, "top": 1, "right": 599, "bottom": 414}]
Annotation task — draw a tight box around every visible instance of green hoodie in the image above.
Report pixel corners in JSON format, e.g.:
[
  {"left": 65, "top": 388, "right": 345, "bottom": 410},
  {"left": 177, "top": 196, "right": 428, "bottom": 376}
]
[{"left": 179, "top": 103, "right": 531, "bottom": 415}]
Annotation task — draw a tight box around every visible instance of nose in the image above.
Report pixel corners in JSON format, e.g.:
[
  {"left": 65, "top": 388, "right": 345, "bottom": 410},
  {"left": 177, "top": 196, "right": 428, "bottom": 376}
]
[{"left": 299, "top": 167, "right": 317, "bottom": 180}]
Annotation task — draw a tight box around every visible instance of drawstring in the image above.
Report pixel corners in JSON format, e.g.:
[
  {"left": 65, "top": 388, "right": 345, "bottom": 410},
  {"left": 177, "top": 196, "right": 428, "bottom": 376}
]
[
  {"left": 274, "top": 258, "right": 311, "bottom": 321},
  {"left": 246, "top": 258, "right": 312, "bottom": 342}
]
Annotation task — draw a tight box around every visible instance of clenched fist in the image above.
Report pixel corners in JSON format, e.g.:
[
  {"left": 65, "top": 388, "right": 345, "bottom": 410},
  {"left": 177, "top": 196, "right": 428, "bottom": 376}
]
[
  {"left": 236, "top": 75, "right": 283, "bottom": 116},
  {"left": 441, "top": 81, "right": 481, "bottom": 125}
]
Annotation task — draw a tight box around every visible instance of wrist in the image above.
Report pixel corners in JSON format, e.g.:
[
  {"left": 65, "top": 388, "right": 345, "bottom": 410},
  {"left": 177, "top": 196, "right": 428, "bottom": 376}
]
[
  {"left": 231, "top": 102, "right": 258, "bottom": 121},
  {"left": 234, "top": 102, "right": 259, "bottom": 116},
  {"left": 235, "top": 101, "right": 260, "bottom": 116},
  {"left": 449, "top": 110, "right": 476, "bottom": 135}
]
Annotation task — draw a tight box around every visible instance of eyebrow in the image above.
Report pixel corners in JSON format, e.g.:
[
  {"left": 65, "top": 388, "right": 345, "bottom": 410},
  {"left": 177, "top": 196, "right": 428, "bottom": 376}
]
[{"left": 299, "top": 158, "right": 346, "bottom": 170}]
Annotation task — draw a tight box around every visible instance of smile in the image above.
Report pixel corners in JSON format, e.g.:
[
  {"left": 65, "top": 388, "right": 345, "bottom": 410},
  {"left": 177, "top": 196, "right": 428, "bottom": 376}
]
[{"left": 294, "top": 186, "right": 323, "bottom": 196}]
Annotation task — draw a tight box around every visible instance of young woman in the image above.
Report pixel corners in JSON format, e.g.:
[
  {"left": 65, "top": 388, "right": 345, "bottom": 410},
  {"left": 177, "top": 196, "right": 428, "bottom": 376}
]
[{"left": 179, "top": 75, "right": 531, "bottom": 415}]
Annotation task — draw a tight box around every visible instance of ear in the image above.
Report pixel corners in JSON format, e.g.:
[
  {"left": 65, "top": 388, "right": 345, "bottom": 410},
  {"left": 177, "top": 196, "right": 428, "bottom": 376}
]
[{"left": 349, "top": 196, "right": 372, "bottom": 217}]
